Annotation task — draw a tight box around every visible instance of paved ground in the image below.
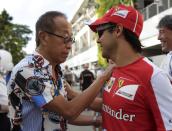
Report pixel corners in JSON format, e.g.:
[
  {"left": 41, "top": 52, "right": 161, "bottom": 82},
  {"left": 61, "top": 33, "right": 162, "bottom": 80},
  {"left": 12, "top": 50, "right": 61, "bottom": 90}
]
[
  {"left": 68, "top": 113, "right": 93, "bottom": 131},
  {"left": 68, "top": 119, "right": 102, "bottom": 131},
  {"left": 68, "top": 125, "right": 96, "bottom": 131},
  {"left": 67, "top": 85, "right": 98, "bottom": 131},
  {"left": 68, "top": 123, "right": 93, "bottom": 131}
]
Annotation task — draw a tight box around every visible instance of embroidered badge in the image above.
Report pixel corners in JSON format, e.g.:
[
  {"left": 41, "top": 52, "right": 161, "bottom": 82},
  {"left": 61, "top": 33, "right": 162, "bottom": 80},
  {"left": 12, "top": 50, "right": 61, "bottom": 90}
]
[
  {"left": 112, "top": 9, "right": 129, "bottom": 18},
  {"left": 118, "top": 79, "right": 124, "bottom": 88},
  {"left": 115, "top": 84, "right": 139, "bottom": 100},
  {"left": 104, "top": 77, "right": 116, "bottom": 92}
]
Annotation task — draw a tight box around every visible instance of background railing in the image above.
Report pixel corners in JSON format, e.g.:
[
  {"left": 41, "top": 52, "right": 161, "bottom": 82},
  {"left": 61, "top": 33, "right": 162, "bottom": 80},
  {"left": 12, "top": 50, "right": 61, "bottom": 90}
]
[{"left": 141, "top": 0, "right": 172, "bottom": 20}]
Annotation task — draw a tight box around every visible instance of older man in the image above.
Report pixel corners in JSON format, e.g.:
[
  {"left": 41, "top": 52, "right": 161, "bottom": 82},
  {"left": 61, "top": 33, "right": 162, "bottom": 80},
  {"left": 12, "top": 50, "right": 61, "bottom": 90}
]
[{"left": 7, "top": 11, "right": 114, "bottom": 131}]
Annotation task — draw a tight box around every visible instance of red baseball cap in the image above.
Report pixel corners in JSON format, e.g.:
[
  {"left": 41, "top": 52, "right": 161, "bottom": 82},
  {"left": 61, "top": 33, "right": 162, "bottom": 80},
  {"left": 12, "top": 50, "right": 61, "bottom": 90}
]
[{"left": 89, "top": 5, "right": 143, "bottom": 37}]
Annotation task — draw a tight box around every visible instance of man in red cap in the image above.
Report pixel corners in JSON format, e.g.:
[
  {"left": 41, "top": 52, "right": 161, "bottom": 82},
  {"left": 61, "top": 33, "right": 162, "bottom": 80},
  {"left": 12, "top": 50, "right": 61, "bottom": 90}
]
[{"left": 87, "top": 4, "right": 172, "bottom": 131}]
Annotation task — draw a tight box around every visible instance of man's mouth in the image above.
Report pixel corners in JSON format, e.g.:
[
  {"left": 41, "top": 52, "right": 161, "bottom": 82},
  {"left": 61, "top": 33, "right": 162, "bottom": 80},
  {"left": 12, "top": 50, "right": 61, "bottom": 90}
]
[{"left": 161, "top": 41, "right": 167, "bottom": 47}]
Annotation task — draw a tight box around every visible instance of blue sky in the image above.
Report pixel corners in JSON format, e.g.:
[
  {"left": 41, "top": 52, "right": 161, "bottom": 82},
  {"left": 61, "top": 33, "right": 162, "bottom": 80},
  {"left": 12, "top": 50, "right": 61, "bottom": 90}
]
[{"left": 0, "top": 0, "right": 84, "bottom": 54}]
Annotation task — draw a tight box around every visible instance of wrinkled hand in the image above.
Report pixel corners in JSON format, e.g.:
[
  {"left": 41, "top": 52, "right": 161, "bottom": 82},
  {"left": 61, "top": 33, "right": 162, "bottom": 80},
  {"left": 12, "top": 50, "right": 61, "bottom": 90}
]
[
  {"left": 63, "top": 80, "right": 79, "bottom": 100},
  {"left": 100, "top": 63, "right": 116, "bottom": 81},
  {"left": 64, "top": 80, "right": 72, "bottom": 92},
  {"left": 63, "top": 80, "right": 73, "bottom": 100}
]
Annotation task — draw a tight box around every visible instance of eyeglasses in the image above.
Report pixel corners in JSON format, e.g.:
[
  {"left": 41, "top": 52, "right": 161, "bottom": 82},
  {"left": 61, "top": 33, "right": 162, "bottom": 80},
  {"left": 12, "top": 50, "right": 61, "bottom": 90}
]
[
  {"left": 96, "top": 25, "right": 116, "bottom": 38},
  {"left": 44, "top": 31, "right": 75, "bottom": 44}
]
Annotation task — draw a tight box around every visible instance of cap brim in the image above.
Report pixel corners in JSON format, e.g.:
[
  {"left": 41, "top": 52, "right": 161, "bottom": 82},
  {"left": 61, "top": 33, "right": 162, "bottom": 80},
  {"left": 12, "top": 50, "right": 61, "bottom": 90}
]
[{"left": 88, "top": 18, "right": 109, "bottom": 32}]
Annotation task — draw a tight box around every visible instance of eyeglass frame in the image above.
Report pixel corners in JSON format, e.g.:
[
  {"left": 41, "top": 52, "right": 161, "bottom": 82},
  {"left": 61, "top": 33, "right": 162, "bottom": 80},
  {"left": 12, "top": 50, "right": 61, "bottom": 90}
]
[{"left": 44, "top": 30, "right": 75, "bottom": 44}]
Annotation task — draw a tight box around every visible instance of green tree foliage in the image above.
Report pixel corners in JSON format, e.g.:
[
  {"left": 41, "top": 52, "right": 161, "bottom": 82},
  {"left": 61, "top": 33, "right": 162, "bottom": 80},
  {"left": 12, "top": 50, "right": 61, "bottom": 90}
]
[
  {"left": 0, "top": 10, "right": 32, "bottom": 65},
  {"left": 95, "top": 0, "right": 134, "bottom": 67}
]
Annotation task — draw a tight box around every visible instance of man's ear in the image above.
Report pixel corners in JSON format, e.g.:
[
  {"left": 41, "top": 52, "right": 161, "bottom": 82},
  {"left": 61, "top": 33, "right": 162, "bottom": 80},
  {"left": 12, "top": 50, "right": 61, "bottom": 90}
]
[
  {"left": 38, "top": 31, "right": 48, "bottom": 46},
  {"left": 115, "top": 24, "right": 123, "bottom": 37}
]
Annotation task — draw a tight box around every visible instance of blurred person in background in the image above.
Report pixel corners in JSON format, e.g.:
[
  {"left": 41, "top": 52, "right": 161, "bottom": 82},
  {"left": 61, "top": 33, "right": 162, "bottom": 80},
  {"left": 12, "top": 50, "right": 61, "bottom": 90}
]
[
  {"left": 0, "top": 49, "right": 13, "bottom": 131},
  {"left": 80, "top": 63, "right": 95, "bottom": 91},
  {"left": 64, "top": 65, "right": 74, "bottom": 86},
  {"left": 157, "top": 15, "right": 172, "bottom": 82}
]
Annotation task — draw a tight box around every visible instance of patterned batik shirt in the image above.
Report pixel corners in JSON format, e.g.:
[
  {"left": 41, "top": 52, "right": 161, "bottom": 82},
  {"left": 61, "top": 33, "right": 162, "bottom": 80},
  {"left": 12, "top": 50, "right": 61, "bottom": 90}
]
[{"left": 7, "top": 51, "right": 68, "bottom": 131}]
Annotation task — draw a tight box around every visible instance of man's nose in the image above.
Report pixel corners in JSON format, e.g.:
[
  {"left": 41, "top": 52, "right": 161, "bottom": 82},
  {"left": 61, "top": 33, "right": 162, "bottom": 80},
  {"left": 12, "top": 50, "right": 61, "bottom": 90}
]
[
  {"left": 66, "top": 42, "right": 72, "bottom": 49},
  {"left": 158, "top": 33, "right": 162, "bottom": 40}
]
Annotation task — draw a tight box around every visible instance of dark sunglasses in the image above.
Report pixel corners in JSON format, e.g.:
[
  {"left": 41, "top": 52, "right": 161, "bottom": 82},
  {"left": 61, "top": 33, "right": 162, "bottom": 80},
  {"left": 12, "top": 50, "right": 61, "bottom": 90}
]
[
  {"left": 96, "top": 24, "right": 116, "bottom": 38},
  {"left": 44, "top": 31, "right": 75, "bottom": 44}
]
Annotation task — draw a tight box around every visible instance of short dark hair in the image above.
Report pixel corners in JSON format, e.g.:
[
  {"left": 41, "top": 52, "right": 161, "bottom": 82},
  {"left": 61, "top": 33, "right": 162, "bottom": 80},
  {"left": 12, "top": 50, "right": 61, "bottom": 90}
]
[
  {"left": 35, "top": 11, "right": 67, "bottom": 47},
  {"left": 157, "top": 15, "right": 172, "bottom": 30},
  {"left": 107, "top": 23, "right": 142, "bottom": 53},
  {"left": 123, "top": 28, "right": 142, "bottom": 53}
]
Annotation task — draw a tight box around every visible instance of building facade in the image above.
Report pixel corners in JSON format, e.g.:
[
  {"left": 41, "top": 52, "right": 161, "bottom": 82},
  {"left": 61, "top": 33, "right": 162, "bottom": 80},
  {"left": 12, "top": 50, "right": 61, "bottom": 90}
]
[{"left": 63, "top": 0, "right": 172, "bottom": 72}]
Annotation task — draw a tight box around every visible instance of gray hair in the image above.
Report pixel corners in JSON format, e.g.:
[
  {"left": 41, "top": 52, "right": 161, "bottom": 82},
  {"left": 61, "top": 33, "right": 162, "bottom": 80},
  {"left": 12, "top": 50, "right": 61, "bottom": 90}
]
[
  {"left": 157, "top": 15, "right": 172, "bottom": 30},
  {"left": 35, "top": 11, "right": 67, "bottom": 47}
]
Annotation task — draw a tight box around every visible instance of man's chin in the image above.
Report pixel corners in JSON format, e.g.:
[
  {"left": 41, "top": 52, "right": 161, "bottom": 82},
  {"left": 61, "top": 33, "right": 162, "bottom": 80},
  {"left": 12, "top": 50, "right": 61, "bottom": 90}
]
[
  {"left": 57, "top": 58, "right": 67, "bottom": 64},
  {"left": 61, "top": 58, "right": 67, "bottom": 63},
  {"left": 161, "top": 47, "right": 169, "bottom": 53},
  {"left": 102, "top": 53, "right": 109, "bottom": 59}
]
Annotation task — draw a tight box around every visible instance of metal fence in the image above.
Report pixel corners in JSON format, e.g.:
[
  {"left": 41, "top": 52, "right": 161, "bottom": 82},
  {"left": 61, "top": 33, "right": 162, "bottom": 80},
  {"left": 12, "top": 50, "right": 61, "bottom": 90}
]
[{"left": 141, "top": 0, "right": 172, "bottom": 20}]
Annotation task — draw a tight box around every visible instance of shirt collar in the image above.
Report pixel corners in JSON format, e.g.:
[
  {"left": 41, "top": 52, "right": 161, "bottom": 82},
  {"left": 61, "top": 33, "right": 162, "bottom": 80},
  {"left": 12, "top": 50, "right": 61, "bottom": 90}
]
[
  {"left": 33, "top": 51, "right": 50, "bottom": 68},
  {"left": 32, "top": 51, "right": 62, "bottom": 75},
  {"left": 169, "top": 51, "right": 172, "bottom": 55}
]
